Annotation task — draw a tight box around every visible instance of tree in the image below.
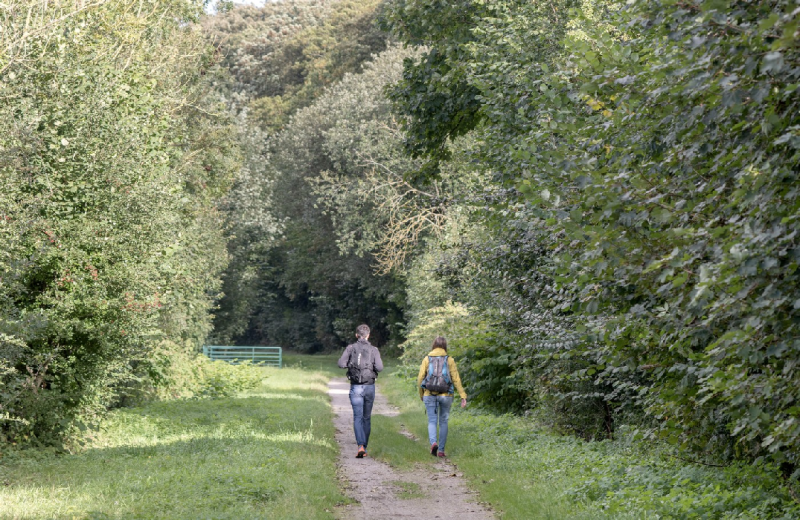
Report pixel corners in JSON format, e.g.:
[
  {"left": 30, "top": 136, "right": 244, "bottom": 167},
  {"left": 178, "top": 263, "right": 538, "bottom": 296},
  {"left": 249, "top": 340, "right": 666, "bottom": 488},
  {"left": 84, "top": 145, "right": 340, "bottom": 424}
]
[
  {"left": 383, "top": 0, "right": 800, "bottom": 468},
  {"left": 0, "top": 0, "right": 239, "bottom": 444},
  {"left": 205, "top": 0, "right": 398, "bottom": 350}
]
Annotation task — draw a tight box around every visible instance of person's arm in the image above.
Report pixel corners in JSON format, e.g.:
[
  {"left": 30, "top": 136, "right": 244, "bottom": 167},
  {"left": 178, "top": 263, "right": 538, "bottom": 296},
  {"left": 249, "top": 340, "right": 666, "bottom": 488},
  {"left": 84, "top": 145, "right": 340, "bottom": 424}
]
[
  {"left": 417, "top": 357, "right": 428, "bottom": 400},
  {"left": 448, "top": 358, "right": 468, "bottom": 405},
  {"left": 337, "top": 345, "right": 352, "bottom": 369},
  {"left": 373, "top": 347, "right": 384, "bottom": 373}
]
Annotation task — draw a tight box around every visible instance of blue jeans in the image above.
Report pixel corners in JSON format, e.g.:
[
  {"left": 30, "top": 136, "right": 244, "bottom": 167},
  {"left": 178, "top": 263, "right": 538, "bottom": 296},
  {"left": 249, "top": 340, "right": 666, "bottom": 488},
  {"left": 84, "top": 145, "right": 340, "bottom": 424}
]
[
  {"left": 349, "top": 384, "right": 375, "bottom": 448},
  {"left": 424, "top": 395, "right": 453, "bottom": 451}
]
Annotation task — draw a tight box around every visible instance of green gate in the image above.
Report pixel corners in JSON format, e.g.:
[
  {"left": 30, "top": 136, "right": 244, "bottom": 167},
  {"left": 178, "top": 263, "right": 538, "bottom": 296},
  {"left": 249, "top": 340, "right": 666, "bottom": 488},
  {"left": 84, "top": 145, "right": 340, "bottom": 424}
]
[{"left": 202, "top": 346, "right": 282, "bottom": 368}]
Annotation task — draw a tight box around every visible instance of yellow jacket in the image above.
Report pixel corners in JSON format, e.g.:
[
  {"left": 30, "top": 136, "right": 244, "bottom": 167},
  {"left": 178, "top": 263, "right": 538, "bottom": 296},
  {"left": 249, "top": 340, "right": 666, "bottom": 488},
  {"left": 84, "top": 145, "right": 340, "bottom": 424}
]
[{"left": 417, "top": 348, "right": 467, "bottom": 400}]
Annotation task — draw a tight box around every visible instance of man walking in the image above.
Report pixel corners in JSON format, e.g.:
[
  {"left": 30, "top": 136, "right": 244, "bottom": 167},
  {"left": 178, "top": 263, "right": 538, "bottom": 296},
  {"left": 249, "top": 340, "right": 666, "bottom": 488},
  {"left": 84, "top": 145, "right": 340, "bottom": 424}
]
[{"left": 338, "top": 324, "right": 383, "bottom": 458}]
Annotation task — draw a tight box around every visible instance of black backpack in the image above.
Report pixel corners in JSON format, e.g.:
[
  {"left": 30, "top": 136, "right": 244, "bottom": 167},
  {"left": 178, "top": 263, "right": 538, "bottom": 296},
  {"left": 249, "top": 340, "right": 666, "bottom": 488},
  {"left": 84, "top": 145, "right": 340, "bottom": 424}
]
[
  {"left": 421, "top": 356, "right": 452, "bottom": 394},
  {"left": 347, "top": 342, "right": 376, "bottom": 384}
]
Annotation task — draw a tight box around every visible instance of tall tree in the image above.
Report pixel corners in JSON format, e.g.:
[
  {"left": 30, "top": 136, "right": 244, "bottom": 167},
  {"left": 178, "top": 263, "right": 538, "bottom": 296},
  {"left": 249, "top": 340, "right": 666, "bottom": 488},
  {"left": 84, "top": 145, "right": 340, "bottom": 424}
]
[
  {"left": 383, "top": 0, "right": 800, "bottom": 467},
  {"left": 205, "top": 0, "right": 396, "bottom": 350}
]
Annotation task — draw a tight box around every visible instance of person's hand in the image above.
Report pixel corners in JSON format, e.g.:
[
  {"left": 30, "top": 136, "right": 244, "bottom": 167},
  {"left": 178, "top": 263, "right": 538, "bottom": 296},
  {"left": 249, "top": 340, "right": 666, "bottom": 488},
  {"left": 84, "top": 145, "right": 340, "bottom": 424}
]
[{"left": 461, "top": 398, "right": 467, "bottom": 408}]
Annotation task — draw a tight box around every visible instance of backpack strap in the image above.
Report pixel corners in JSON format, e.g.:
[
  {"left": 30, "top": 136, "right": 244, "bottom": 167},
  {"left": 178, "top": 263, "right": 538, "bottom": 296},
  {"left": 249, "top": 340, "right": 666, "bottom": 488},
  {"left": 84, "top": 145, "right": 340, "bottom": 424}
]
[{"left": 423, "top": 356, "right": 437, "bottom": 390}]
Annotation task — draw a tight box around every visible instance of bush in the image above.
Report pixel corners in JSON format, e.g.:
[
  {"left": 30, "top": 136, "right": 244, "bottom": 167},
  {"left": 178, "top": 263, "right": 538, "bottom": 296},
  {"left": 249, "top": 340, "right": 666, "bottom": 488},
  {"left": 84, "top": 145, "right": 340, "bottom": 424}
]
[
  {"left": 456, "top": 409, "right": 800, "bottom": 519},
  {"left": 121, "top": 341, "right": 267, "bottom": 402},
  {"left": 383, "top": 0, "right": 800, "bottom": 468},
  {"left": 0, "top": 0, "right": 238, "bottom": 445},
  {"left": 196, "top": 360, "right": 266, "bottom": 398}
]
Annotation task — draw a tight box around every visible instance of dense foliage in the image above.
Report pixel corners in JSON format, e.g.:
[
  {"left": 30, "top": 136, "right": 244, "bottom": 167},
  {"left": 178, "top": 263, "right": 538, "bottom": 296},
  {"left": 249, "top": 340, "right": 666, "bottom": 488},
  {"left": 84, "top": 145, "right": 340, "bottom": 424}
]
[
  {"left": 5, "top": 5, "right": 798, "bottom": 514},
  {"left": 383, "top": 0, "right": 800, "bottom": 474},
  {"left": 0, "top": 0, "right": 240, "bottom": 444},
  {"left": 211, "top": 0, "right": 799, "bottom": 480},
  {"left": 205, "top": 0, "right": 402, "bottom": 351}
]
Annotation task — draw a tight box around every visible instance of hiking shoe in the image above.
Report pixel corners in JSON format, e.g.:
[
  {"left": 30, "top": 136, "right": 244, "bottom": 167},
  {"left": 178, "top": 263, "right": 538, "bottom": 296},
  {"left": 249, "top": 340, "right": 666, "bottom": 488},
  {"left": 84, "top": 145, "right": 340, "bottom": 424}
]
[
  {"left": 430, "top": 443, "right": 438, "bottom": 456},
  {"left": 356, "top": 446, "right": 366, "bottom": 458},
  {"left": 437, "top": 451, "right": 446, "bottom": 458}
]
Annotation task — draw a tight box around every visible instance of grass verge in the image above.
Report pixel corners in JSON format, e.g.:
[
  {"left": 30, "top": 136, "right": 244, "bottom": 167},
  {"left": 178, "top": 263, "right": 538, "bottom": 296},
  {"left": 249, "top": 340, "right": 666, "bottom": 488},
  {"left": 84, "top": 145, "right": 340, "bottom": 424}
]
[
  {"left": 364, "top": 360, "right": 441, "bottom": 471},
  {"left": 0, "top": 356, "right": 347, "bottom": 520},
  {"left": 376, "top": 367, "right": 800, "bottom": 520}
]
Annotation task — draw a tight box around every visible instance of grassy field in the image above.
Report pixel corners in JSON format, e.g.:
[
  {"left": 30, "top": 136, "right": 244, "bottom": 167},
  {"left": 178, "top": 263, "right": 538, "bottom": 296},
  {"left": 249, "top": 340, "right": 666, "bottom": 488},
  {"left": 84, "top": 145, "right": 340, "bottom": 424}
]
[
  {"left": 0, "top": 354, "right": 346, "bottom": 520},
  {"left": 3, "top": 354, "right": 795, "bottom": 519},
  {"left": 373, "top": 367, "right": 800, "bottom": 520},
  {"left": 282, "top": 352, "right": 342, "bottom": 377}
]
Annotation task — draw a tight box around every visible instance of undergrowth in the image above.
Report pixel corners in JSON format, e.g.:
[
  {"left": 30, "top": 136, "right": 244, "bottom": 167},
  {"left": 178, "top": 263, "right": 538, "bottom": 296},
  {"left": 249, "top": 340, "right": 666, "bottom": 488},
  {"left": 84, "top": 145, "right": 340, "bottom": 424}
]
[{"left": 378, "top": 369, "right": 800, "bottom": 519}]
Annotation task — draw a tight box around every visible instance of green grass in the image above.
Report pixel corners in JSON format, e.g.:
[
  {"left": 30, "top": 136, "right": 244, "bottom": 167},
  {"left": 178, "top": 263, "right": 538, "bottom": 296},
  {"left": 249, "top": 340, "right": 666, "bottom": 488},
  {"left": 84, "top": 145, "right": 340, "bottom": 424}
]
[
  {"left": 373, "top": 370, "right": 576, "bottom": 519},
  {"left": 5, "top": 355, "right": 793, "bottom": 519},
  {"left": 375, "top": 368, "right": 800, "bottom": 520},
  {"left": 365, "top": 374, "right": 439, "bottom": 471},
  {"left": 389, "top": 480, "right": 425, "bottom": 499},
  {"left": 282, "top": 352, "right": 341, "bottom": 378},
  {"left": 0, "top": 362, "right": 348, "bottom": 519}
]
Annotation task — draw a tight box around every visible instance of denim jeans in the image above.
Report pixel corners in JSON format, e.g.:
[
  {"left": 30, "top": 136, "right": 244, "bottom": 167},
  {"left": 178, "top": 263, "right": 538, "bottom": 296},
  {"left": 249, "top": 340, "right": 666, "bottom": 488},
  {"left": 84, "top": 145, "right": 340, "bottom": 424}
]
[
  {"left": 423, "top": 395, "right": 454, "bottom": 451},
  {"left": 349, "top": 384, "right": 375, "bottom": 448}
]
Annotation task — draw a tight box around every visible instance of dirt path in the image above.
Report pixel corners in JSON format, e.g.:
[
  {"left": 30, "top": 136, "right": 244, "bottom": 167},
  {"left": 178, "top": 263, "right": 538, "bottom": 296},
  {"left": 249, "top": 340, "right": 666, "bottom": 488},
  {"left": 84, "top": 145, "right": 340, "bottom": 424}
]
[{"left": 329, "top": 378, "right": 494, "bottom": 520}]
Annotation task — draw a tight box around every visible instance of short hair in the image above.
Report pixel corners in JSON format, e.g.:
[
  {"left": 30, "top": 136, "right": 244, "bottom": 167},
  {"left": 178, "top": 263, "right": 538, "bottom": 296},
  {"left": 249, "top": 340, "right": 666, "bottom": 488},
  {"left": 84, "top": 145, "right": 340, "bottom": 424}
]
[
  {"left": 356, "top": 324, "right": 370, "bottom": 339},
  {"left": 433, "top": 336, "right": 447, "bottom": 351}
]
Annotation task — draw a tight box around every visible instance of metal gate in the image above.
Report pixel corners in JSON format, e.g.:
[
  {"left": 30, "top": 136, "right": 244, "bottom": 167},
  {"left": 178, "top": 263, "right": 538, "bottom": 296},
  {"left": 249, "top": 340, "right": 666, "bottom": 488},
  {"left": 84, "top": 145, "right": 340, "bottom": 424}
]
[{"left": 202, "top": 346, "right": 282, "bottom": 368}]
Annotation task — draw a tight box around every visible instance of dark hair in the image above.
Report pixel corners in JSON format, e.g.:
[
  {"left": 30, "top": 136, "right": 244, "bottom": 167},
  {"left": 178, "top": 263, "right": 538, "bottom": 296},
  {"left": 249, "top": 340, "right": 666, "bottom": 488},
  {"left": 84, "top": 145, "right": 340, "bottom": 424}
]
[
  {"left": 356, "top": 324, "right": 370, "bottom": 339},
  {"left": 432, "top": 336, "right": 447, "bottom": 351}
]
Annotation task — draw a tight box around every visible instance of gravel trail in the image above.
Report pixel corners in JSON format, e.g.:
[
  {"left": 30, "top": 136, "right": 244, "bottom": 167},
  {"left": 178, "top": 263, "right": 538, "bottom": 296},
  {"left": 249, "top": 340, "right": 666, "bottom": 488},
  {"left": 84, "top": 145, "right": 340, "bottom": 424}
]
[{"left": 329, "top": 377, "right": 494, "bottom": 520}]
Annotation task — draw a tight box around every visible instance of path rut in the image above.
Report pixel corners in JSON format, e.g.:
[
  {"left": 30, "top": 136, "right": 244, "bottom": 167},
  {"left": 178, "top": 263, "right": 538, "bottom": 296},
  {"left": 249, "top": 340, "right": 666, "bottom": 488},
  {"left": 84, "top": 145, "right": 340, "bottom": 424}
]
[{"left": 329, "top": 378, "right": 493, "bottom": 520}]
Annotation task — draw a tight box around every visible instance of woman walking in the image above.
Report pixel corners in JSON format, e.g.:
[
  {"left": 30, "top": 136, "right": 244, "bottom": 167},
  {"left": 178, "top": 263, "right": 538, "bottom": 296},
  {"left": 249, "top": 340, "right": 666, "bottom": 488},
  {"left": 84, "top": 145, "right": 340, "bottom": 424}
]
[{"left": 417, "top": 336, "right": 467, "bottom": 458}]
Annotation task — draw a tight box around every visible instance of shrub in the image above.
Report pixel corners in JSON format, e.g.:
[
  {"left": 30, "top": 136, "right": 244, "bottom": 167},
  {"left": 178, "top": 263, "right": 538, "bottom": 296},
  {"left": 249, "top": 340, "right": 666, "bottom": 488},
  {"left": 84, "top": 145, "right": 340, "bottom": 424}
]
[
  {"left": 383, "top": 0, "right": 800, "bottom": 468},
  {"left": 0, "top": 0, "right": 239, "bottom": 445},
  {"left": 196, "top": 360, "right": 266, "bottom": 398}
]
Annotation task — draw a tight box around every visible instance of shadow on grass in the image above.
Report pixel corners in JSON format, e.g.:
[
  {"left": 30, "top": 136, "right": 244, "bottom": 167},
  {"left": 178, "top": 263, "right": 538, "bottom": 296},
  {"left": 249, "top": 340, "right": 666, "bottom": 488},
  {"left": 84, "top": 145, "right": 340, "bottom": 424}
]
[
  {"left": 0, "top": 366, "right": 349, "bottom": 520},
  {"left": 2, "top": 437, "right": 339, "bottom": 518}
]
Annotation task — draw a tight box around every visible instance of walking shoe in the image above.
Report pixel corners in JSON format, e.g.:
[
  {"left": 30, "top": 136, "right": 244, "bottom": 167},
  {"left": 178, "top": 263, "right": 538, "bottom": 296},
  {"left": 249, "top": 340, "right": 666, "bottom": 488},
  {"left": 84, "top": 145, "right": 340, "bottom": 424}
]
[
  {"left": 437, "top": 451, "right": 446, "bottom": 458},
  {"left": 356, "top": 446, "right": 366, "bottom": 458},
  {"left": 430, "top": 443, "right": 438, "bottom": 456}
]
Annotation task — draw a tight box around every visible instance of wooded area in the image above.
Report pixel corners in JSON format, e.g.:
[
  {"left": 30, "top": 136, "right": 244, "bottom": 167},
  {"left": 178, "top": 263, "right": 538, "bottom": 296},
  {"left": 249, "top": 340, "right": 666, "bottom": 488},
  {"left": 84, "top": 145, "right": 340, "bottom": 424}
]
[{"left": 1, "top": 0, "right": 799, "bottom": 515}]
